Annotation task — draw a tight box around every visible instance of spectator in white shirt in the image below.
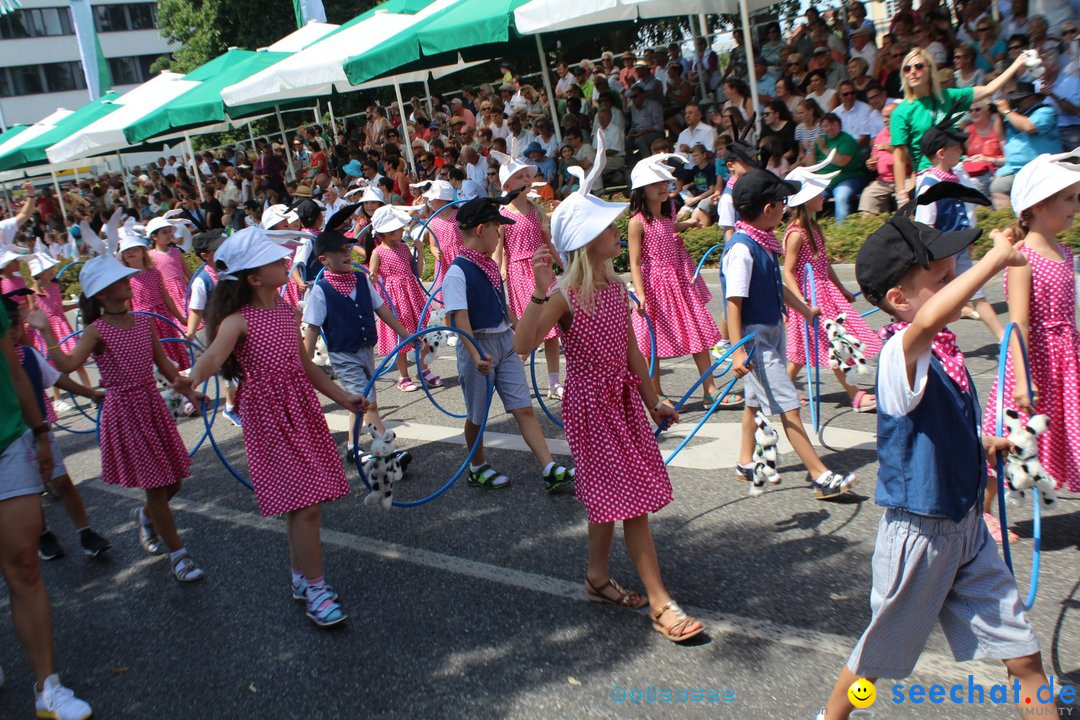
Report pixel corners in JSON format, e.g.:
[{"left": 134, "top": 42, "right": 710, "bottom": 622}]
[
  {"left": 804, "top": 70, "right": 837, "bottom": 111},
  {"left": 848, "top": 25, "right": 878, "bottom": 67},
  {"left": 595, "top": 108, "right": 626, "bottom": 174},
  {"left": 506, "top": 115, "right": 536, "bottom": 162},
  {"left": 554, "top": 61, "right": 578, "bottom": 98},
  {"left": 462, "top": 146, "right": 489, "bottom": 190},
  {"left": 832, "top": 80, "right": 882, "bottom": 148},
  {"left": 488, "top": 111, "right": 511, "bottom": 142},
  {"left": 533, "top": 118, "right": 560, "bottom": 158},
  {"left": 675, "top": 103, "right": 717, "bottom": 154}
]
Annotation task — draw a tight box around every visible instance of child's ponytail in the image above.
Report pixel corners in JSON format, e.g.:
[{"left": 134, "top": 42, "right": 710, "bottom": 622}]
[
  {"left": 78, "top": 293, "right": 103, "bottom": 325},
  {"left": 1012, "top": 208, "right": 1033, "bottom": 241},
  {"left": 205, "top": 263, "right": 254, "bottom": 381}
]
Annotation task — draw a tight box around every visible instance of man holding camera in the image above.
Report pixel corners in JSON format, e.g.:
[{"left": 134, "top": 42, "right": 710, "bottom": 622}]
[{"left": 990, "top": 81, "right": 1061, "bottom": 208}]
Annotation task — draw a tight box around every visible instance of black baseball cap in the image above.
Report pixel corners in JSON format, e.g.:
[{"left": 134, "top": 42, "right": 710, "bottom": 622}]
[
  {"left": 919, "top": 125, "right": 965, "bottom": 159},
  {"left": 457, "top": 197, "right": 517, "bottom": 230},
  {"left": 1006, "top": 80, "right": 1039, "bottom": 102},
  {"left": 722, "top": 140, "right": 761, "bottom": 169},
  {"left": 192, "top": 230, "right": 226, "bottom": 256},
  {"left": 732, "top": 169, "right": 799, "bottom": 210},
  {"left": 315, "top": 229, "right": 354, "bottom": 256}
]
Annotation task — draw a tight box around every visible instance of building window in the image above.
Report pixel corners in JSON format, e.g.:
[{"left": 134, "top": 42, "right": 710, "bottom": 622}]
[
  {"left": 0, "top": 11, "right": 31, "bottom": 39},
  {"left": 0, "top": 61, "right": 86, "bottom": 97},
  {"left": 94, "top": 3, "right": 158, "bottom": 33},
  {"left": 43, "top": 62, "right": 86, "bottom": 93},
  {"left": 0, "top": 4, "right": 156, "bottom": 37}
]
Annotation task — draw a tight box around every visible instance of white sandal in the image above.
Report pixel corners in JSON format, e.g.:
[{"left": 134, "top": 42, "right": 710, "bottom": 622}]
[{"left": 171, "top": 551, "right": 205, "bottom": 583}]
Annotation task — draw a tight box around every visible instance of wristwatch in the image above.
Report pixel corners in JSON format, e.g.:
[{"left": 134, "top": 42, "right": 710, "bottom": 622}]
[{"left": 531, "top": 294, "right": 549, "bottom": 305}]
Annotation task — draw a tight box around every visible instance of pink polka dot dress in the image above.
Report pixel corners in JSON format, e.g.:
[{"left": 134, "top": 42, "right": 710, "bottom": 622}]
[
  {"left": 1, "top": 273, "right": 27, "bottom": 301},
  {"left": 629, "top": 211, "right": 720, "bottom": 359},
  {"left": 129, "top": 267, "right": 190, "bottom": 371},
  {"left": 233, "top": 301, "right": 350, "bottom": 516},
  {"left": 783, "top": 224, "right": 882, "bottom": 366},
  {"left": 92, "top": 314, "right": 190, "bottom": 489},
  {"left": 983, "top": 243, "right": 1080, "bottom": 493},
  {"left": 149, "top": 246, "right": 189, "bottom": 315},
  {"left": 501, "top": 204, "right": 557, "bottom": 340},
  {"left": 373, "top": 242, "right": 429, "bottom": 356},
  {"left": 429, "top": 211, "right": 464, "bottom": 281},
  {"left": 15, "top": 345, "right": 57, "bottom": 423},
  {"left": 560, "top": 282, "right": 673, "bottom": 523},
  {"left": 35, "top": 280, "right": 77, "bottom": 353}
]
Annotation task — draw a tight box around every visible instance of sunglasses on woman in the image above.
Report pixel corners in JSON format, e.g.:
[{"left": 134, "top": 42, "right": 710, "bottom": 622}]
[{"left": 902, "top": 62, "right": 926, "bottom": 73}]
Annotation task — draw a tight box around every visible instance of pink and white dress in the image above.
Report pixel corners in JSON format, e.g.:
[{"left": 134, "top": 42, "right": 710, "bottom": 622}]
[
  {"left": 983, "top": 244, "right": 1080, "bottom": 493},
  {"left": 783, "top": 224, "right": 882, "bottom": 366},
  {"left": 149, "top": 246, "right": 189, "bottom": 316},
  {"left": 429, "top": 211, "right": 464, "bottom": 281},
  {"left": 93, "top": 314, "right": 190, "bottom": 489},
  {"left": 129, "top": 267, "right": 190, "bottom": 371},
  {"left": 373, "top": 242, "right": 429, "bottom": 356},
  {"left": 233, "top": 301, "right": 350, "bottom": 516},
  {"left": 502, "top": 204, "right": 556, "bottom": 340},
  {"left": 35, "top": 280, "right": 77, "bottom": 353},
  {"left": 560, "top": 282, "right": 673, "bottom": 523},
  {"left": 629, "top": 211, "right": 720, "bottom": 359}
]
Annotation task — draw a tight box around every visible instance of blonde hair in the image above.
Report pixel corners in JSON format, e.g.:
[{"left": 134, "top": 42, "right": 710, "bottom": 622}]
[
  {"left": 557, "top": 244, "right": 618, "bottom": 315},
  {"left": 901, "top": 48, "right": 942, "bottom": 101},
  {"left": 120, "top": 245, "right": 154, "bottom": 271}
]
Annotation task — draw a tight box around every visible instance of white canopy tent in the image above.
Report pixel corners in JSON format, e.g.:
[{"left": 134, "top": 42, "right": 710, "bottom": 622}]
[
  {"left": 266, "top": 20, "right": 339, "bottom": 52},
  {"left": 0, "top": 109, "right": 74, "bottom": 160}
]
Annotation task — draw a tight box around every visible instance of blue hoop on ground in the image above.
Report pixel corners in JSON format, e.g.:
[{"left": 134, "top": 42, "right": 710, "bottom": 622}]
[
  {"left": 993, "top": 322, "right": 1041, "bottom": 611},
  {"left": 691, "top": 244, "right": 724, "bottom": 283},
  {"left": 803, "top": 262, "right": 822, "bottom": 435},
  {"left": 354, "top": 326, "right": 493, "bottom": 508},
  {"left": 655, "top": 332, "right": 758, "bottom": 438},
  {"left": 662, "top": 344, "right": 757, "bottom": 466},
  {"left": 414, "top": 199, "right": 467, "bottom": 298}
]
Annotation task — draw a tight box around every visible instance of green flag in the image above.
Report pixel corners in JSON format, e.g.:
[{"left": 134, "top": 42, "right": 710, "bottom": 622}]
[{"left": 69, "top": 0, "right": 112, "bottom": 100}]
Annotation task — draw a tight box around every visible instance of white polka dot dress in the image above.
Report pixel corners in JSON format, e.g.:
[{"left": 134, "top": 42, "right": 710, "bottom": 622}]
[
  {"left": 629, "top": 211, "right": 720, "bottom": 359},
  {"left": 36, "top": 280, "right": 77, "bottom": 353},
  {"left": 560, "top": 282, "right": 673, "bottom": 523},
  {"left": 373, "top": 242, "right": 430, "bottom": 356},
  {"left": 149, "top": 246, "right": 189, "bottom": 316},
  {"left": 234, "top": 301, "right": 350, "bottom": 516},
  {"left": 429, "top": 211, "right": 465, "bottom": 281},
  {"left": 93, "top": 315, "right": 191, "bottom": 489},
  {"left": 983, "top": 243, "right": 1080, "bottom": 493}
]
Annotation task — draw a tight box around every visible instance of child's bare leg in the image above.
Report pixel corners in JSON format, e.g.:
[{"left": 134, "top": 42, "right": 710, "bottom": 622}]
[
  {"left": 834, "top": 368, "right": 875, "bottom": 404},
  {"left": 691, "top": 350, "right": 717, "bottom": 397},
  {"left": 651, "top": 358, "right": 664, "bottom": 398},
  {"left": 780, "top": 407, "right": 827, "bottom": 477},
  {"left": 286, "top": 504, "right": 323, "bottom": 580},
  {"left": 543, "top": 338, "right": 560, "bottom": 377},
  {"left": 1006, "top": 653, "right": 1056, "bottom": 718},
  {"left": 396, "top": 351, "right": 410, "bottom": 378},
  {"left": 623, "top": 515, "right": 671, "bottom": 609},
  {"left": 787, "top": 361, "right": 803, "bottom": 383},
  {"left": 45, "top": 475, "right": 88, "bottom": 529},
  {"left": 739, "top": 405, "right": 757, "bottom": 465},
  {"left": 76, "top": 366, "right": 91, "bottom": 388},
  {"left": 143, "top": 485, "right": 181, "bottom": 552},
  {"left": 586, "top": 521, "right": 615, "bottom": 589},
  {"left": 824, "top": 666, "right": 876, "bottom": 720},
  {"left": 511, "top": 407, "right": 553, "bottom": 467},
  {"left": 464, "top": 420, "right": 485, "bottom": 465},
  {"left": 224, "top": 383, "right": 237, "bottom": 407}
]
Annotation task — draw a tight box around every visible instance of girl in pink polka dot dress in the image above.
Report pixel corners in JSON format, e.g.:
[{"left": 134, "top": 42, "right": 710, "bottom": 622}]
[
  {"left": 514, "top": 168, "right": 705, "bottom": 644},
  {"left": 627, "top": 179, "right": 723, "bottom": 408},
  {"left": 781, "top": 171, "right": 881, "bottom": 413},
  {"left": 424, "top": 199, "right": 465, "bottom": 282},
  {"left": 29, "top": 256, "right": 205, "bottom": 583},
  {"left": 982, "top": 183, "right": 1080, "bottom": 498},
  {"left": 188, "top": 226, "right": 369, "bottom": 628},
  {"left": 500, "top": 167, "right": 565, "bottom": 399},
  {"left": 147, "top": 222, "right": 192, "bottom": 317},
  {"left": 29, "top": 255, "right": 94, "bottom": 393},
  {"left": 119, "top": 239, "right": 190, "bottom": 372}
]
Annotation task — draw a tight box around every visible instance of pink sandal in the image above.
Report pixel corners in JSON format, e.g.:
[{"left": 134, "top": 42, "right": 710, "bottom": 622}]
[
  {"left": 422, "top": 368, "right": 442, "bottom": 387},
  {"left": 396, "top": 376, "right": 419, "bottom": 392},
  {"left": 983, "top": 512, "right": 1020, "bottom": 544},
  {"left": 851, "top": 390, "right": 877, "bottom": 413}
]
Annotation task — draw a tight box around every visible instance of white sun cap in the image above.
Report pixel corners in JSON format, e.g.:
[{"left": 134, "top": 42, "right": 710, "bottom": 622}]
[
  {"left": 1011, "top": 147, "right": 1080, "bottom": 213},
  {"left": 458, "top": 180, "right": 482, "bottom": 201},
  {"left": 783, "top": 150, "right": 840, "bottom": 207},
  {"left": 260, "top": 203, "right": 300, "bottom": 230},
  {"left": 117, "top": 228, "right": 150, "bottom": 253},
  {"left": 78, "top": 255, "right": 139, "bottom": 298},
  {"left": 0, "top": 250, "right": 24, "bottom": 270},
  {"left": 490, "top": 149, "right": 538, "bottom": 187},
  {"left": 145, "top": 216, "right": 175, "bottom": 236},
  {"left": 422, "top": 179, "right": 456, "bottom": 201},
  {"left": 214, "top": 226, "right": 293, "bottom": 281},
  {"left": 371, "top": 205, "right": 415, "bottom": 234},
  {"left": 551, "top": 128, "right": 627, "bottom": 260},
  {"left": 629, "top": 153, "right": 688, "bottom": 190},
  {"left": 28, "top": 253, "right": 59, "bottom": 277},
  {"left": 357, "top": 186, "right": 386, "bottom": 204}
]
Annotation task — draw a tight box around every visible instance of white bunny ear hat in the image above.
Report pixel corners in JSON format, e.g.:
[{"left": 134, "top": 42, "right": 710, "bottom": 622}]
[
  {"left": 1011, "top": 146, "right": 1080, "bottom": 213},
  {"left": 629, "top": 152, "right": 689, "bottom": 190},
  {"left": 490, "top": 149, "right": 538, "bottom": 187},
  {"left": 550, "top": 128, "right": 628, "bottom": 261},
  {"left": 783, "top": 149, "right": 840, "bottom": 207}
]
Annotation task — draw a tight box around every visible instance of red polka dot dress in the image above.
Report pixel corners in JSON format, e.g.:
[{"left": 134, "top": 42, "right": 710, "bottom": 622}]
[
  {"left": 35, "top": 280, "right": 77, "bottom": 353},
  {"left": 983, "top": 243, "right": 1080, "bottom": 493},
  {"left": 501, "top": 204, "right": 557, "bottom": 339},
  {"left": 233, "top": 301, "right": 350, "bottom": 516},
  {"left": 129, "top": 267, "right": 190, "bottom": 371},
  {"left": 93, "top": 314, "right": 190, "bottom": 489},
  {"left": 149, "top": 246, "right": 189, "bottom": 316},
  {"left": 429, "top": 211, "right": 464, "bottom": 282},
  {"left": 783, "top": 224, "right": 882, "bottom": 366},
  {"left": 629, "top": 211, "right": 720, "bottom": 359},
  {"left": 373, "top": 242, "right": 429, "bottom": 356},
  {"left": 560, "top": 282, "right": 673, "bottom": 523}
]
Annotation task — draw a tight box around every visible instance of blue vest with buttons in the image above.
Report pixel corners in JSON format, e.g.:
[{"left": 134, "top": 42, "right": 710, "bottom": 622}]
[
  {"left": 316, "top": 273, "right": 378, "bottom": 352},
  {"left": 452, "top": 256, "right": 508, "bottom": 331},
  {"left": 18, "top": 346, "right": 47, "bottom": 418},
  {"left": 920, "top": 174, "right": 969, "bottom": 232},
  {"left": 721, "top": 232, "right": 785, "bottom": 326},
  {"left": 194, "top": 269, "right": 215, "bottom": 299},
  {"left": 875, "top": 354, "right": 986, "bottom": 522}
]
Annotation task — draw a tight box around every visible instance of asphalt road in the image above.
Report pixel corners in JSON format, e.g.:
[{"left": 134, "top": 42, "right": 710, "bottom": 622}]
[{"left": 1, "top": 266, "right": 1077, "bottom": 720}]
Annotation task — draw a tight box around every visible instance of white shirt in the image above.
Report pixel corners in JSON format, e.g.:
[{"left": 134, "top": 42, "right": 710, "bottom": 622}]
[
  {"left": 721, "top": 242, "right": 753, "bottom": 298},
  {"left": 597, "top": 122, "right": 625, "bottom": 155},
  {"left": 536, "top": 134, "right": 560, "bottom": 159},
  {"left": 555, "top": 74, "right": 578, "bottom": 96},
  {"left": 850, "top": 42, "right": 878, "bottom": 69},
  {"left": 442, "top": 263, "right": 508, "bottom": 333},
  {"left": 301, "top": 276, "right": 384, "bottom": 327},
  {"left": 508, "top": 129, "right": 536, "bottom": 162},
  {"left": 488, "top": 120, "right": 511, "bottom": 142},
  {"left": 717, "top": 193, "right": 736, "bottom": 230},
  {"left": 876, "top": 328, "right": 933, "bottom": 416},
  {"left": 162, "top": 162, "right": 177, "bottom": 177},
  {"left": 466, "top": 157, "right": 489, "bottom": 189},
  {"left": 833, "top": 100, "right": 882, "bottom": 140},
  {"left": 806, "top": 88, "right": 836, "bottom": 111},
  {"left": 676, "top": 123, "right": 718, "bottom": 154},
  {"left": 188, "top": 272, "right": 212, "bottom": 312},
  {"left": 0, "top": 217, "right": 19, "bottom": 249},
  {"left": 321, "top": 198, "right": 347, "bottom": 229}
]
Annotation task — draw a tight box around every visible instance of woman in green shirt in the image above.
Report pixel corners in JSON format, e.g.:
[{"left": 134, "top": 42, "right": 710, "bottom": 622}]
[
  {"left": 890, "top": 46, "right": 1035, "bottom": 203},
  {"left": 814, "top": 113, "right": 867, "bottom": 223}
]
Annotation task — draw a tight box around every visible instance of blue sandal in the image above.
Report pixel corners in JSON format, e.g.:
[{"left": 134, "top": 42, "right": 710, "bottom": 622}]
[{"left": 305, "top": 586, "right": 348, "bottom": 627}]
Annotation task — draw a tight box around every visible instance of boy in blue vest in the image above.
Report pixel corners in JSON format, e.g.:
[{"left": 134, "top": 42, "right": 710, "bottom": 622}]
[
  {"left": 444, "top": 197, "right": 573, "bottom": 493},
  {"left": 301, "top": 228, "right": 412, "bottom": 469},
  {"left": 914, "top": 125, "right": 1005, "bottom": 341},
  {"left": 818, "top": 206, "right": 1053, "bottom": 720},
  {"left": 185, "top": 230, "right": 241, "bottom": 426},
  {"left": 722, "top": 170, "right": 856, "bottom": 500}
]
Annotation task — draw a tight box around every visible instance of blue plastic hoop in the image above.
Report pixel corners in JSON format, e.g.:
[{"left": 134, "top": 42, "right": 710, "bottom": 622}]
[
  {"left": 993, "top": 322, "right": 1041, "bottom": 611},
  {"left": 803, "top": 262, "right": 822, "bottom": 435},
  {"left": 691, "top": 243, "right": 725, "bottom": 283}
]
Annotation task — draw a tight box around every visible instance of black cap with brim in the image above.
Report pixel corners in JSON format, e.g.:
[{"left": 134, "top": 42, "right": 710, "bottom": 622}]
[
  {"left": 315, "top": 229, "right": 355, "bottom": 257},
  {"left": 192, "top": 230, "right": 227, "bottom": 256},
  {"left": 457, "top": 196, "right": 518, "bottom": 230},
  {"left": 723, "top": 141, "right": 761, "bottom": 169},
  {"left": 732, "top": 169, "right": 799, "bottom": 210},
  {"left": 919, "top": 126, "right": 965, "bottom": 159},
  {"left": 855, "top": 216, "right": 980, "bottom": 304},
  {"left": 1006, "top": 81, "right": 1039, "bottom": 102}
]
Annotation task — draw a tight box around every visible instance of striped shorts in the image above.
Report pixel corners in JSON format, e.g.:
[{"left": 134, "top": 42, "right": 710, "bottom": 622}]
[{"left": 847, "top": 505, "right": 1040, "bottom": 679}]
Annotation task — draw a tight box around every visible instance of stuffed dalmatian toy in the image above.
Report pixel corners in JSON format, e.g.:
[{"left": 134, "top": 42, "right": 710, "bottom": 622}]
[
  {"left": 1001, "top": 408, "right": 1058, "bottom": 508},
  {"left": 751, "top": 411, "right": 781, "bottom": 497},
  {"left": 425, "top": 307, "right": 451, "bottom": 359},
  {"left": 822, "top": 313, "right": 869, "bottom": 378},
  {"left": 362, "top": 425, "right": 403, "bottom": 510}
]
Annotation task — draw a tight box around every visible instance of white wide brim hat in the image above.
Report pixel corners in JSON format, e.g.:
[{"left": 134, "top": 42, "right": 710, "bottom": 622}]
[
  {"left": 551, "top": 128, "right": 627, "bottom": 259},
  {"left": 357, "top": 186, "right": 386, "bottom": 204},
  {"left": 458, "top": 180, "right": 482, "bottom": 201},
  {"left": 629, "top": 153, "right": 687, "bottom": 190},
  {"left": 0, "top": 250, "right": 24, "bottom": 270},
  {"left": 28, "top": 252, "right": 60, "bottom": 277},
  {"left": 1011, "top": 147, "right": 1080, "bottom": 213},
  {"left": 490, "top": 149, "right": 538, "bottom": 187},
  {"left": 422, "top": 179, "right": 456, "bottom": 202},
  {"left": 784, "top": 150, "right": 840, "bottom": 207},
  {"left": 117, "top": 229, "right": 150, "bottom": 253},
  {"left": 145, "top": 216, "right": 174, "bottom": 236},
  {"left": 371, "top": 205, "right": 415, "bottom": 234},
  {"left": 214, "top": 227, "right": 294, "bottom": 281},
  {"left": 79, "top": 255, "right": 139, "bottom": 298},
  {"left": 261, "top": 203, "right": 300, "bottom": 230}
]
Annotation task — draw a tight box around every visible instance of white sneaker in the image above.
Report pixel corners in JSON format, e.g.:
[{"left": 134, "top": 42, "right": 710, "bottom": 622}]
[
  {"left": 53, "top": 399, "right": 73, "bottom": 414},
  {"left": 35, "top": 674, "right": 92, "bottom": 720}
]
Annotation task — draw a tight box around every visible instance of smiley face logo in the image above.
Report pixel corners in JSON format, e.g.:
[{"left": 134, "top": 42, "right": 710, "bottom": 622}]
[{"left": 848, "top": 678, "right": 876, "bottom": 708}]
